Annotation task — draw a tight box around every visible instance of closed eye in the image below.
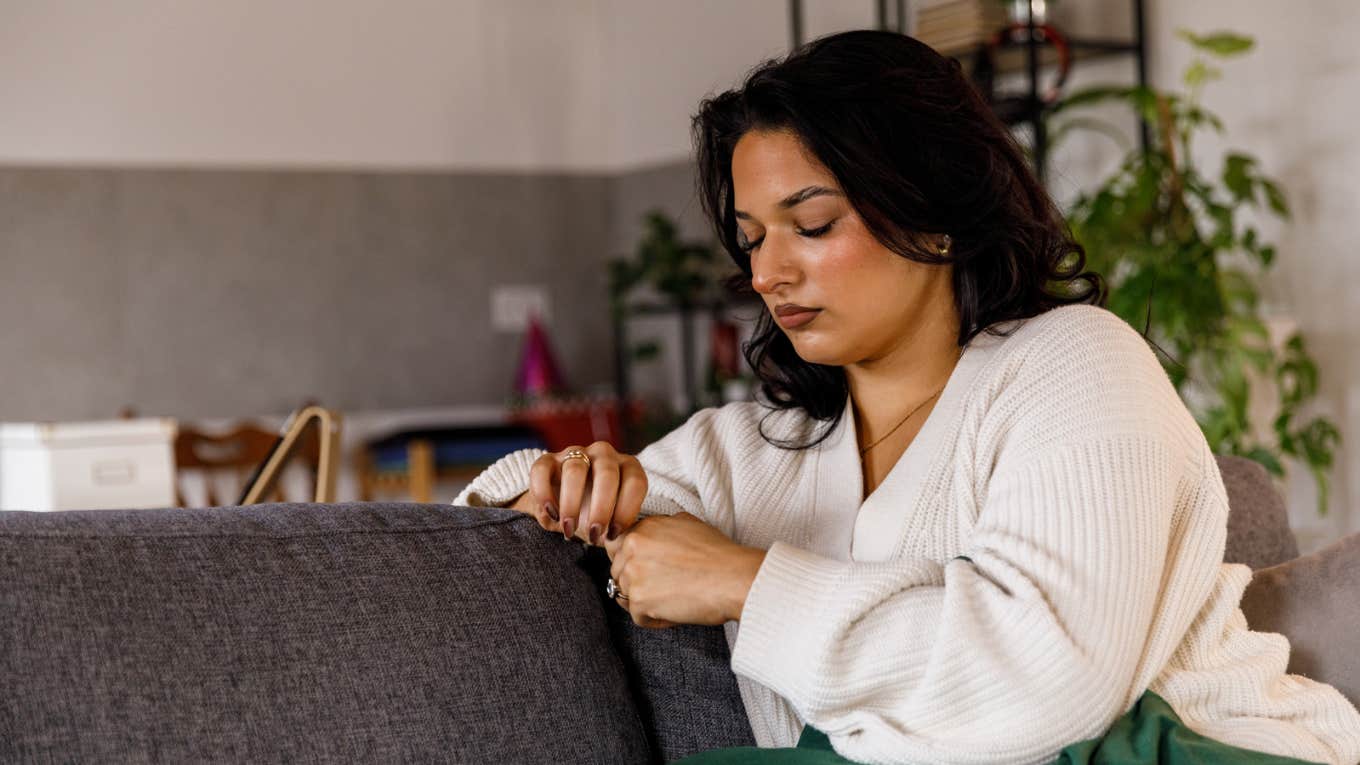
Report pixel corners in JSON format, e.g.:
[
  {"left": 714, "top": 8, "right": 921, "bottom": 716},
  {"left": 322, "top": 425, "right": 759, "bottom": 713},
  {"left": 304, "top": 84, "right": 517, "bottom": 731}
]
[{"left": 737, "top": 220, "right": 836, "bottom": 254}]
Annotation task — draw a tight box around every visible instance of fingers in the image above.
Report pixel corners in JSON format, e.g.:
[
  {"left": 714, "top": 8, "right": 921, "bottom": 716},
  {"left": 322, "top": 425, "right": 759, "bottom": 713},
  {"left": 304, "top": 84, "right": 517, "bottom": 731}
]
[
  {"left": 583, "top": 443, "right": 619, "bottom": 545},
  {"left": 609, "top": 459, "right": 647, "bottom": 540},
  {"left": 530, "top": 442, "right": 644, "bottom": 546},
  {"left": 611, "top": 573, "right": 675, "bottom": 629},
  {"left": 608, "top": 536, "right": 631, "bottom": 580},
  {"left": 556, "top": 445, "right": 592, "bottom": 541},
  {"left": 636, "top": 617, "right": 677, "bottom": 629},
  {"left": 527, "top": 454, "right": 561, "bottom": 532}
]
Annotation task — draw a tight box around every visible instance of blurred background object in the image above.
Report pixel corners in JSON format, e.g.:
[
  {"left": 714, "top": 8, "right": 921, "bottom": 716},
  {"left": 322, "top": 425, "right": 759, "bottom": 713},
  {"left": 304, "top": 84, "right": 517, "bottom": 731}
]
[{"left": 0, "top": 1, "right": 1356, "bottom": 552}]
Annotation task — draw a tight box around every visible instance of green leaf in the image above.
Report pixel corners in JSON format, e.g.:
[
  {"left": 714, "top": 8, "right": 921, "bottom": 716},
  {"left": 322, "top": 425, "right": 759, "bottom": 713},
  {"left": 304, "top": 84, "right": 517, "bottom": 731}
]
[
  {"left": 1177, "top": 29, "right": 1255, "bottom": 57},
  {"left": 1242, "top": 446, "right": 1285, "bottom": 477},
  {"left": 1295, "top": 418, "right": 1341, "bottom": 516},
  {"left": 631, "top": 340, "right": 661, "bottom": 362},
  {"left": 1276, "top": 333, "right": 1319, "bottom": 404},
  {"left": 1239, "top": 345, "right": 1274, "bottom": 372},
  {"left": 1224, "top": 312, "right": 1269, "bottom": 343},
  {"left": 1311, "top": 465, "right": 1331, "bottom": 517},
  {"left": 1221, "top": 154, "right": 1256, "bottom": 202},
  {"left": 1051, "top": 84, "right": 1159, "bottom": 121},
  {"left": 1275, "top": 411, "right": 1297, "bottom": 455},
  {"left": 1219, "top": 270, "right": 1259, "bottom": 311},
  {"left": 1200, "top": 405, "right": 1234, "bottom": 451},
  {"left": 1048, "top": 116, "right": 1132, "bottom": 155},
  {"left": 1261, "top": 179, "right": 1291, "bottom": 217},
  {"left": 1179, "top": 104, "right": 1226, "bottom": 134},
  {"left": 1184, "top": 59, "right": 1222, "bottom": 89}
]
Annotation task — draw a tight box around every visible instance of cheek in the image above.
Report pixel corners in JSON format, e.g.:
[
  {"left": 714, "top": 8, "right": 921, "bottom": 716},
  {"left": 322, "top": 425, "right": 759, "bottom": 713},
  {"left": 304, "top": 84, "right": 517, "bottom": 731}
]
[{"left": 810, "top": 232, "right": 902, "bottom": 298}]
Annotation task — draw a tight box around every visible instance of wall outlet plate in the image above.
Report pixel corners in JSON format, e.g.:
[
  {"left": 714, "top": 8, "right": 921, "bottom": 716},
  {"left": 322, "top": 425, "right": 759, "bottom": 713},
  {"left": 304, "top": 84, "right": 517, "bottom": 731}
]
[{"left": 491, "top": 284, "right": 551, "bottom": 332}]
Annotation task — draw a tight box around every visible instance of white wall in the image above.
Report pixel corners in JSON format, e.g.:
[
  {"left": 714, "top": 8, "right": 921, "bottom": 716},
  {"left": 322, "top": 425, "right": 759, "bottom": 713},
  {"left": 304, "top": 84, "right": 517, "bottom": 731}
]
[
  {"left": 0, "top": 0, "right": 875, "bottom": 172},
  {"left": 0, "top": 0, "right": 609, "bottom": 171},
  {"left": 598, "top": 0, "right": 880, "bottom": 168}
]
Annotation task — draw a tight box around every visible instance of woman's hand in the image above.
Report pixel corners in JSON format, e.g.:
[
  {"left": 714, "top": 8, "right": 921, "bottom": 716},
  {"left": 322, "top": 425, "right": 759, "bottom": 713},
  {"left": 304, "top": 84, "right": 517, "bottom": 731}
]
[
  {"left": 507, "top": 442, "right": 648, "bottom": 546},
  {"left": 601, "top": 512, "right": 766, "bottom": 628}
]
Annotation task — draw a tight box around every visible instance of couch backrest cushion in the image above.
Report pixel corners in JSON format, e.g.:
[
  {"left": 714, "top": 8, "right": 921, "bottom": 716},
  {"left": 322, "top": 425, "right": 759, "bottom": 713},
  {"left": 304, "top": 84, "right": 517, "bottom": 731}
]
[
  {"left": 1240, "top": 531, "right": 1360, "bottom": 707},
  {"left": 1216, "top": 454, "right": 1300, "bottom": 570},
  {"left": 578, "top": 546, "right": 757, "bottom": 761},
  {"left": 0, "top": 504, "right": 650, "bottom": 763}
]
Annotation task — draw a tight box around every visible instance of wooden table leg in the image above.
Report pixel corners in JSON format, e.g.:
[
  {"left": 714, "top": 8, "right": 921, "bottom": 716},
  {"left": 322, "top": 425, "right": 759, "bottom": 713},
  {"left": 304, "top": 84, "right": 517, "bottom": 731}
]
[{"left": 408, "top": 439, "right": 435, "bottom": 503}]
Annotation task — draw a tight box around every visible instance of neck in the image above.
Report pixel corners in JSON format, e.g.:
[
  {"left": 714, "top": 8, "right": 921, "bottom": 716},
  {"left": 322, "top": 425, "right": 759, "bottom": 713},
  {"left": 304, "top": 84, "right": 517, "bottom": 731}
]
[{"left": 846, "top": 308, "right": 963, "bottom": 450}]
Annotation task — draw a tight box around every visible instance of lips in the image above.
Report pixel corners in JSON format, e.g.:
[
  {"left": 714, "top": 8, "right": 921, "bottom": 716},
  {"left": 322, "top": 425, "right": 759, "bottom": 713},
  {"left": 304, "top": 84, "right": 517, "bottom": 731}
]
[{"left": 775, "top": 308, "right": 821, "bottom": 329}]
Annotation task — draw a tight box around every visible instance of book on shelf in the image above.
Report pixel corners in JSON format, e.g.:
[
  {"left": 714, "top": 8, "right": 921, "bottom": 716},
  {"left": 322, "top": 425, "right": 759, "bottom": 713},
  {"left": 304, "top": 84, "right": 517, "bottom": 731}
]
[{"left": 913, "top": 0, "right": 1009, "bottom": 56}]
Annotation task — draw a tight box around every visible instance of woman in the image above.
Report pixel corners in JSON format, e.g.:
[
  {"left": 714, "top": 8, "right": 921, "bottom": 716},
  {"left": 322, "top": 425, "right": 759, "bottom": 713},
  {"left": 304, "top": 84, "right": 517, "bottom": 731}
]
[{"left": 454, "top": 30, "right": 1360, "bottom": 764}]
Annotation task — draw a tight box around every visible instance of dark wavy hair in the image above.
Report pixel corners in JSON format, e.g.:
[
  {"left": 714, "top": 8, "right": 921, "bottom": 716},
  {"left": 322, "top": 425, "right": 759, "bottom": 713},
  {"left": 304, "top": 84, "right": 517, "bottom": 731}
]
[{"left": 692, "top": 29, "right": 1105, "bottom": 450}]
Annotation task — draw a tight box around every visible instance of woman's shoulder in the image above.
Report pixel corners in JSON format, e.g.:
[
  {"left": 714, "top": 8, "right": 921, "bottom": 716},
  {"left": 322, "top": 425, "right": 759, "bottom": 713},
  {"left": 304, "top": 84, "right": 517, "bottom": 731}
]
[
  {"left": 976, "top": 303, "right": 1165, "bottom": 385},
  {"left": 972, "top": 303, "right": 1208, "bottom": 468},
  {"left": 982, "top": 303, "right": 1149, "bottom": 355}
]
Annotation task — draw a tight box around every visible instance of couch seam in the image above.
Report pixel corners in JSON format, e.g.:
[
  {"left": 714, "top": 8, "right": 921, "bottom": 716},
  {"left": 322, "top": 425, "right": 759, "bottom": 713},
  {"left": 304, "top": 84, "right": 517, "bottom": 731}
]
[{"left": 0, "top": 513, "right": 534, "bottom": 541}]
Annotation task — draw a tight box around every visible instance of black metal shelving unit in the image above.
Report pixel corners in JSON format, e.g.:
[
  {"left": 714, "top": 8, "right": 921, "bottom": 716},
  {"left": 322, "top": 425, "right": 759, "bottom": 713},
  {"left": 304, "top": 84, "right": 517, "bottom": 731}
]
[{"left": 791, "top": 0, "right": 1151, "bottom": 182}]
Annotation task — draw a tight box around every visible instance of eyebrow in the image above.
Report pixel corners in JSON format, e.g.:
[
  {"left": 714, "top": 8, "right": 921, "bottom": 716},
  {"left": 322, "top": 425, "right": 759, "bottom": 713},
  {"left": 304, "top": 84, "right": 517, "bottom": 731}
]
[{"left": 734, "top": 185, "right": 843, "bottom": 220}]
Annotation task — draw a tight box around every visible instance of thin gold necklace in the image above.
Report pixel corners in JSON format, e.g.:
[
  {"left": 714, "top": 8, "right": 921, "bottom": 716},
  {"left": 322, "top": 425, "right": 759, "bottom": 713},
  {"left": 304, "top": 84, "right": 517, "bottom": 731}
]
[{"left": 858, "top": 347, "right": 965, "bottom": 456}]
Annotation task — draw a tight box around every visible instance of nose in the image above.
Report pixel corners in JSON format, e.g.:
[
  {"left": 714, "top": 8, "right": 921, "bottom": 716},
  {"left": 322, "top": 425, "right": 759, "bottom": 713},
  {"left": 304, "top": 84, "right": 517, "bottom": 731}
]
[{"left": 749, "top": 231, "right": 800, "bottom": 296}]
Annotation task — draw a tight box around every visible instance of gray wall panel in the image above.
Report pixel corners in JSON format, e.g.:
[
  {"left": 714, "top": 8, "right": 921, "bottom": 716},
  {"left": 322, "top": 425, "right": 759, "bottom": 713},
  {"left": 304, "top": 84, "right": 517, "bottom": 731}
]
[{"left": 0, "top": 166, "right": 619, "bottom": 421}]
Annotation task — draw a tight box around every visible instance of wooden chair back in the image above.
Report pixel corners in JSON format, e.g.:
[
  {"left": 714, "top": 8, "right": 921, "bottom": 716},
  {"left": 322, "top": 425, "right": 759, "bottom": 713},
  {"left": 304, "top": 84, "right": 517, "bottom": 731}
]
[{"left": 174, "top": 423, "right": 305, "bottom": 506}]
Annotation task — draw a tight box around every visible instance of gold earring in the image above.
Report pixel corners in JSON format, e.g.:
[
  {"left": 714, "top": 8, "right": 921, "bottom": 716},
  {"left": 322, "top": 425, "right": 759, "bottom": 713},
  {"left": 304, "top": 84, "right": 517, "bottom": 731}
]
[{"left": 938, "top": 234, "right": 952, "bottom": 255}]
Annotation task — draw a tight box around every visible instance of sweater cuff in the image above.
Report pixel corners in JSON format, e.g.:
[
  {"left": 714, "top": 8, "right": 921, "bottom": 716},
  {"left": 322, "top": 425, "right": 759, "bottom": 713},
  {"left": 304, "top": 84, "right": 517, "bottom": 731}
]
[
  {"left": 731, "top": 540, "right": 850, "bottom": 688},
  {"left": 450, "top": 448, "right": 547, "bottom": 507}
]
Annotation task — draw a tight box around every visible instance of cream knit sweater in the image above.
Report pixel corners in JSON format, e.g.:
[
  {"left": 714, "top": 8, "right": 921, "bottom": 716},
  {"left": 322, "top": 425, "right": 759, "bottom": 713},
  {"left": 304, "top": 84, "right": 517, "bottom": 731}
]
[{"left": 453, "top": 304, "right": 1360, "bottom": 765}]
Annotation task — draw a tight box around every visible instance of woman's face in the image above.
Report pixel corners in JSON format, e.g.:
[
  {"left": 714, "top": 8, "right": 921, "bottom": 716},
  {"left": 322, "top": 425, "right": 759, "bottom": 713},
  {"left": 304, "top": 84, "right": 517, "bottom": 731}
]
[{"left": 731, "top": 128, "right": 954, "bottom": 367}]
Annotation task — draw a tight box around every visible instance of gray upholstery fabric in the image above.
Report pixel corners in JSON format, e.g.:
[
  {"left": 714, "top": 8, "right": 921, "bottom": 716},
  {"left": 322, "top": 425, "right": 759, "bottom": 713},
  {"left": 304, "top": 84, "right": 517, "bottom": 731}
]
[
  {"left": 579, "top": 546, "right": 756, "bottom": 761},
  {"left": 1240, "top": 532, "right": 1360, "bottom": 707},
  {"left": 1216, "top": 455, "right": 1301, "bottom": 570},
  {"left": 0, "top": 504, "right": 650, "bottom": 764},
  {"left": 0, "top": 453, "right": 1340, "bottom": 764}
]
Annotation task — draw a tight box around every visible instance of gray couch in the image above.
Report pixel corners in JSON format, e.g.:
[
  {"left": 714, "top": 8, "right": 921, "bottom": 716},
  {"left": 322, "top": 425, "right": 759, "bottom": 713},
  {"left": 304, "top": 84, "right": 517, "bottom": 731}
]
[{"left": 1, "top": 455, "right": 1355, "bottom": 763}]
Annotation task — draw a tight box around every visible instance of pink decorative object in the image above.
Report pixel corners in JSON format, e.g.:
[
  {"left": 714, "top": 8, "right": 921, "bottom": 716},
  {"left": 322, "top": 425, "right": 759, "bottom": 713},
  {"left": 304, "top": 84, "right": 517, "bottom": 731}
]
[{"left": 513, "top": 311, "right": 569, "bottom": 399}]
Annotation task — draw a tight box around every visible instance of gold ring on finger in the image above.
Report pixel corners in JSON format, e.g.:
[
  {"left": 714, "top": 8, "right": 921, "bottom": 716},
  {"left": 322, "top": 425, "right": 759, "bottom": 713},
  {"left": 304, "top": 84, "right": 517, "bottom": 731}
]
[{"left": 562, "top": 448, "right": 591, "bottom": 469}]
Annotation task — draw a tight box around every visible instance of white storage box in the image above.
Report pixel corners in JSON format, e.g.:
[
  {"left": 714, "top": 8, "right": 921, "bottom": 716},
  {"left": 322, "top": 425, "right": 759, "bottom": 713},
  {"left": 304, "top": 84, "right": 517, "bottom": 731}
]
[{"left": 0, "top": 418, "right": 178, "bottom": 511}]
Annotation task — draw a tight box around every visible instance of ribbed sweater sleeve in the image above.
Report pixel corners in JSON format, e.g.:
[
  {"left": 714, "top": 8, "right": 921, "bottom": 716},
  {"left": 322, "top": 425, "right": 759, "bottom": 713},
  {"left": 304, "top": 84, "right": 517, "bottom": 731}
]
[
  {"left": 729, "top": 312, "right": 1200, "bottom": 764},
  {"left": 450, "top": 411, "right": 714, "bottom": 523},
  {"left": 451, "top": 448, "right": 546, "bottom": 507},
  {"left": 632, "top": 410, "right": 719, "bottom": 522}
]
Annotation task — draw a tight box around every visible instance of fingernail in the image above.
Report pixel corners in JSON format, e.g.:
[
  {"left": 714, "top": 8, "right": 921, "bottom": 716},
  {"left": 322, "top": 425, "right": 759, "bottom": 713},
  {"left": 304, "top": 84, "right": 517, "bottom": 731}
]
[
  {"left": 561, "top": 518, "right": 575, "bottom": 539},
  {"left": 589, "top": 523, "right": 602, "bottom": 545},
  {"left": 544, "top": 501, "right": 558, "bottom": 521},
  {"left": 608, "top": 523, "right": 621, "bottom": 540}
]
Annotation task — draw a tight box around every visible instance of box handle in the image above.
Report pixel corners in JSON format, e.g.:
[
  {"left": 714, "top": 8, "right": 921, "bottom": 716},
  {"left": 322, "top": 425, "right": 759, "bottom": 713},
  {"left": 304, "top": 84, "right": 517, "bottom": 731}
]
[{"left": 92, "top": 460, "right": 137, "bottom": 486}]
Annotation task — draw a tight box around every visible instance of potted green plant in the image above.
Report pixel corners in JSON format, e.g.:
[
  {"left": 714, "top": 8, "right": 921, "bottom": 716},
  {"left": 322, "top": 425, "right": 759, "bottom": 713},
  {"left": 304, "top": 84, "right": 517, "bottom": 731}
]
[
  {"left": 1051, "top": 30, "right": 1341, "bottom": 515},
  {"left": 608, "top": 210, "right": 738, "bottom": 443},
  {"left": 608, "top": 210, "right": 726, "bottom": 314}
]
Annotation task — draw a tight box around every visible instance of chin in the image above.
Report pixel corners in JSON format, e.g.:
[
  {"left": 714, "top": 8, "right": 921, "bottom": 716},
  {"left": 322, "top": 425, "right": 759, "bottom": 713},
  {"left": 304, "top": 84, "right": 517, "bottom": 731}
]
[{"left": 787, "top": 335, "right": 848, "bottom": 366}]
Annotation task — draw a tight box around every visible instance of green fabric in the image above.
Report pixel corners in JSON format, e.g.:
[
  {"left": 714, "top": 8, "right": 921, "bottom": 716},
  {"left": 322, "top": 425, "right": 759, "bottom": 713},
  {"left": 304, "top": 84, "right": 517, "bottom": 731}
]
[
  {"left": 1054, "top": 691, "right": 1324, "bottom": 765},
  {"left": 674, "top": 691, "right": 1326, "bottom": 764}
]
